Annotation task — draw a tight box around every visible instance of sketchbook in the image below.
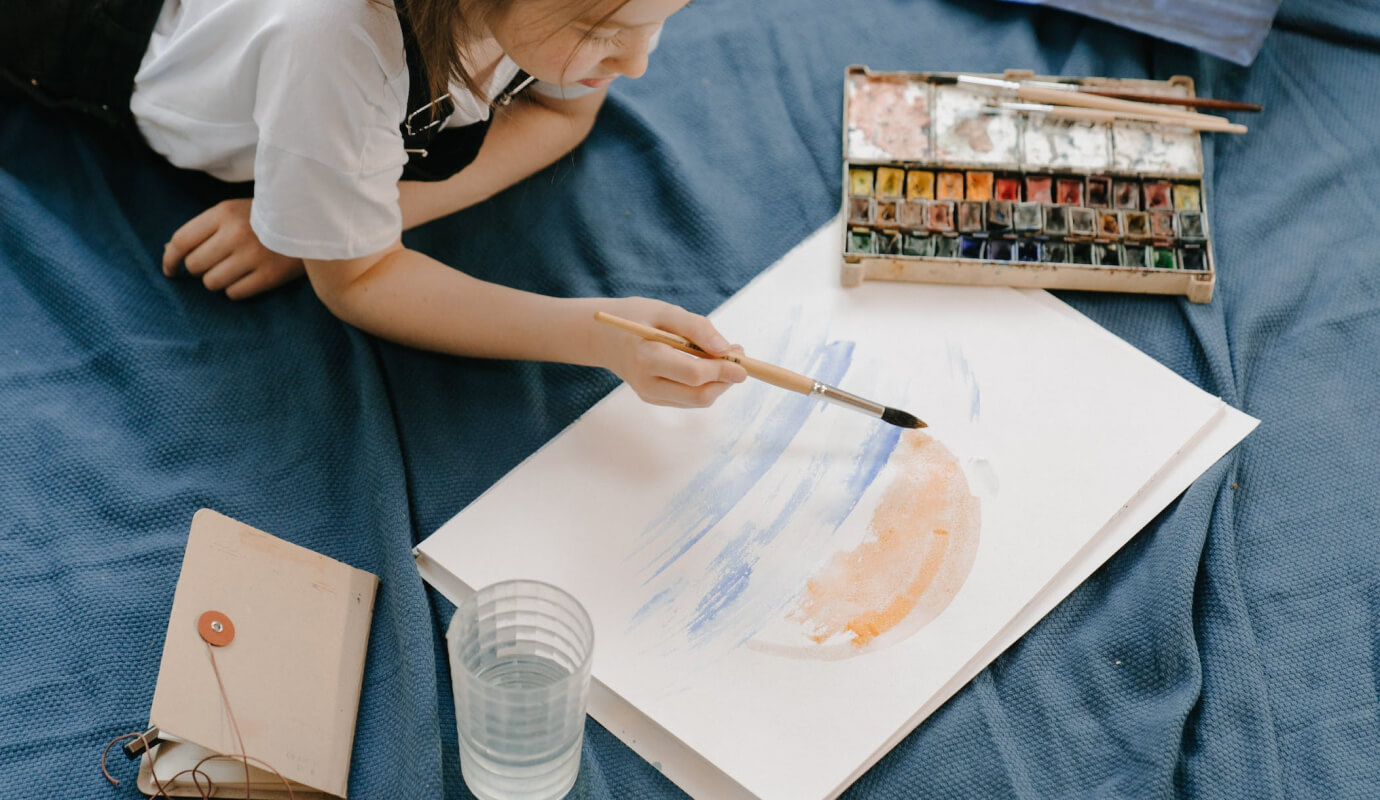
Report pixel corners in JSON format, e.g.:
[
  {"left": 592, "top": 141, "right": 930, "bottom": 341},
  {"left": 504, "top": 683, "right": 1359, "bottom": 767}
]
[
  {"left": 414, "top": 216, "right": 1257, "bottom": 800},
  {"left": 137, "top": 510, "right": 378, "bottom": 799}
]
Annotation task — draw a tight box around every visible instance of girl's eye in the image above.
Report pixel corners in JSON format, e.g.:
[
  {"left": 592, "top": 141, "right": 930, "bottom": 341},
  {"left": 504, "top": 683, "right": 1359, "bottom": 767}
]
[{"left": 589, "top": 28, "right": 623, "bottom": 45}]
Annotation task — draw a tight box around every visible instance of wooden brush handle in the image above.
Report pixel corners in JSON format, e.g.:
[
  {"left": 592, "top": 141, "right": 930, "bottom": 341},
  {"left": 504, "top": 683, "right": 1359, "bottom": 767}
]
[
  {"left": 593, "top": 312, "right": 815, "bottom": 395},
  {"left": 1037, "top": 104, "right": 1247, "bottom": 134},
  {"left": 1018, "top": 83, "right": 1224, "bottom": 124}
]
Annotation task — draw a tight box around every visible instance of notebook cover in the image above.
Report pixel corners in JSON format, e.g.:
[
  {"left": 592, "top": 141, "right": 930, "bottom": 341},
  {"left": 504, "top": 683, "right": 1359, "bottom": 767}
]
[{"left": 137, "top": 509, "right": 378, "bottom": 798}]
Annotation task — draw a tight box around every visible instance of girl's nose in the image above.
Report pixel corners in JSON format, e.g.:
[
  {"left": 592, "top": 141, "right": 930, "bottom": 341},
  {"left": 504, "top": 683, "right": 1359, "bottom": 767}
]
[{"left": 606, "top": 27, "right": 658, "bottom": 79}]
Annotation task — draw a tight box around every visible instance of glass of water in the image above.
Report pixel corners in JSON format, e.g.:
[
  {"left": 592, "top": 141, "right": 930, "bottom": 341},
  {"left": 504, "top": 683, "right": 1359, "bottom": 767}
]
[{"left": 447, "top": 580, "right": 595, "bottom": 800}]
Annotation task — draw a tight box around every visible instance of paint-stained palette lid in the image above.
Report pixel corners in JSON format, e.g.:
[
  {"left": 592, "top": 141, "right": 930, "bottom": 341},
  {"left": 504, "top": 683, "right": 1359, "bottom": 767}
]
[{"left": 844, "top": 67, "right": 1205, "bottom": 176}]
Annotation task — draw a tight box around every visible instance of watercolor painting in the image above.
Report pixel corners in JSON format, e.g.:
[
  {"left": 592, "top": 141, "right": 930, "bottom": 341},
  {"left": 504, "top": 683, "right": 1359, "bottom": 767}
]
[{"left": 625, "top": 337, "right": 984, "bottom": 663}]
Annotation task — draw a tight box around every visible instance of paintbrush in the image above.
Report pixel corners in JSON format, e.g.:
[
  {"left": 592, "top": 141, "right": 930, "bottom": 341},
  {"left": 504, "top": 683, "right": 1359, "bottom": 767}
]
[
  {"left": 941, "top": 75, "right": 1234, "bottom": 128},
  {"left": 1058, "top": 87, "right": 1261, "bottom": 113},
  {"left": 593, "top": 312, "right": 927, "bottom": 429},
  {"left": 993, "top": 101, "right": 1248, "bottom": 134}
]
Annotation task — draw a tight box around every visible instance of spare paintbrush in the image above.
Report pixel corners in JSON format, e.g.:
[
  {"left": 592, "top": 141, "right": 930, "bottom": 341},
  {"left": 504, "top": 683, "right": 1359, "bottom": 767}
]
[
  {"left": 593, "top": 312, "right": 927, "bottom": 429},
  {"left": 994, "top": 101, "right": 1248, "bottom": 134}
]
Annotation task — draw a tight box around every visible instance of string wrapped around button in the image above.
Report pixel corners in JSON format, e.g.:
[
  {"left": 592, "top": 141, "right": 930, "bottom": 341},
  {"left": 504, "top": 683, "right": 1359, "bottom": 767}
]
[{"left": 100, "top": 610, "right": 296, "bottom": 799}]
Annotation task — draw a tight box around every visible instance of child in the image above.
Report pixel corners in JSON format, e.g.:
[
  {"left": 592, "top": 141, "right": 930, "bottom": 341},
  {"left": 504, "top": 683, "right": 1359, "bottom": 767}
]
[{"left": 0, "top": 0, "right": 747, "bottom": 408}]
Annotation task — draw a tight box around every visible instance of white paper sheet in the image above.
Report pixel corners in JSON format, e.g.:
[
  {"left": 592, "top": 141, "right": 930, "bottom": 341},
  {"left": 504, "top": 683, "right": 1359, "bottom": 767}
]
[{"left": 416, "top": 216, "right": 1256, "bottom": 800}]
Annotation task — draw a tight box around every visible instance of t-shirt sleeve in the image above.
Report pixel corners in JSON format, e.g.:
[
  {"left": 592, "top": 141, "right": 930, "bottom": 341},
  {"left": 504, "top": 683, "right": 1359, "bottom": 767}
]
[{"left": 247, "top": 3, "right": 410, "bottom": 261}]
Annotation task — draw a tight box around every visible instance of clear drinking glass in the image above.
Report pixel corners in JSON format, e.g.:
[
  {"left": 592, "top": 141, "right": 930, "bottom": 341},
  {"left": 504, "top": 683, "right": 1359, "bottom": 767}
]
[{"left": 447, "top": 580, "right": 595, "bottom": 800}]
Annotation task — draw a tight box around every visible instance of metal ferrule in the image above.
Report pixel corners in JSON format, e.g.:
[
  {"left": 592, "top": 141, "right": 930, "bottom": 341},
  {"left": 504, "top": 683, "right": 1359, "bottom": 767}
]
[
  {"left": 811, "top": 382, "right": 885, "bottom": 418},
  {"left": 957, "top": 75, "right": 1019, "bottom": 93}
]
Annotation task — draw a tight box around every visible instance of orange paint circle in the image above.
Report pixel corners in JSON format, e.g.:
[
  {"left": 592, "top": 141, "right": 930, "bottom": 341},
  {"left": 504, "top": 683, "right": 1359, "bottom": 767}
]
[{"left": 197, "top": 610, "right": 235, "bottom": 647}]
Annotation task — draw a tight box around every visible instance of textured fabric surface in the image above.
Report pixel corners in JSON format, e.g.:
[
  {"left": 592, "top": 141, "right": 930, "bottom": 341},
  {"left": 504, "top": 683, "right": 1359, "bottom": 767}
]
[{"left": 2, "top": 0, "right": 1378, "bottom": 797}]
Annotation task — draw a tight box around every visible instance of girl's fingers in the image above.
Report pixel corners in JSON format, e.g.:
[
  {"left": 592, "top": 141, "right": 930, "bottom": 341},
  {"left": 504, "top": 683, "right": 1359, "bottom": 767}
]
[
  {"left": 224, "top": 264, "right": 296, "bottom": 301},
  {"left": 637, "top": 377, "right": 733, "bottom": 409},
  {"left": 641, "top": 341, "right": 743, "bottom": 387},
  {"left": 163, "top": 209, "right": 224, "bottom": 276},
  {"left": 181, "top": 228, "right": 238, "bottom": 276},
  {"left": 651, "top": 306, "right": 735, "bottom": 356},
  {"left": 200, "top": 256, "right": 255, "bottom": 292}
]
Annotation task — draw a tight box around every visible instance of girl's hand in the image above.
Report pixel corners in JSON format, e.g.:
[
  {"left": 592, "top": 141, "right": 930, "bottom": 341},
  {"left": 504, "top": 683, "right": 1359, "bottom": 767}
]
[
  {"left": 594, "top": 297, "right": 748, "bottom": 408},
  {"left": 163, "top": 199, "right": 305, "bottom": 300}
]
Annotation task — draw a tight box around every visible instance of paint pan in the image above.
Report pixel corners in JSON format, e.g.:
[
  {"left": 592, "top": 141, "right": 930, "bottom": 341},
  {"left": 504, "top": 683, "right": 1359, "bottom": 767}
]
[
  {"left": 958, "top": 235, "right": 985, "bottom": 259},
  {"left": 1016, "top": 239, "right": 1041, "bottom": 262},
  {"left": 1086, "top": 176, "right": 1112, "bottom": 208},
  {"left": 1070, "top": 242, "right": 1095, "bottom": 264},
  {"left": 1178, "top": 211, "right": 1206, "bottom": 242},
  {"left": 1144, "top": 181, "right": 1173, "bottom": 210},
  {"left": 1179, "top": 247, "right": 1207, "bottom": 271},
  {"left": 1173, "top": 183, "right": 1202, "bottom": 211},
  {"left": 907, "top": 170, "right": 935, "bottom": 200},
  {"left": 933, "top": 235, "right": 960, "bottom": 258},
  {"left": 1056, "top": 178, "right": 1084, "bottom": 206},
  {"left": 1098, "top": 211, "right": 1122, "bottom": 238},
  {"left": 1124, "top": 211, "right": 1150, "bottom": 240},
  {"left": 1068, "top": 207, "right": 1098, "bottom": 237},
  {"left": 966, "top": 171, "right": 995, "bottom": 201},
  {"left": 986, "top": 201, "right": 1013, "bottom": 233},
  {"left": 1012, "top": 203, "right": 1043, "bottom": 232},
  {"left": 937, "top": 171, "right": 965, "bottom": 200},
  {"left": 876, "top": 167, "right": 906, "bottom": 198},
  {"left": 1042, "top": 205, "right": 1070, "bottom": 236},
  {"left": 1149, "top": 211, "right": 1177, "bottom": 239},
  {"left": 848, "top": 196, "right": 874, "bottom": 225},
  {"left": 877, "top": 229, "right": 903, "bottom": 255},
  {"left": 898, "top": 199, "right": 929, "bottom": 229},
  {"left": 1153, "top": 247, "right": 1178, "bottom": 269},
  {"left": 995, "top": 177, "right": 1021, "bottom": 202},
  {"left": 903, "top": 233, "right": 934, "bottom": 257},
  {"left": 957, "top": 201, "right": 986, "bottom": 233},
  {"left": 928, "top": 200, "right": 956, "bottom": 232},
  {"left": 1113, "top": 180, "right": 1140, "bottom": 210},
  {"left": 1123, "top": 244, "right": 1151, "bottom": 269},
  {"left": 848, "top": 228, "right": 876, "bottom": 254},
  {"left": 1041, "top": 241, "right": 1070, "bottom": 263},
  {"left": 1025, "top": 175, "right": 1054, "bottom": 204},
  {"left": 876, "top": 200, "right": 901, "bottom": 227},
  {"left": 850, "top": 168, "right": 874, "bottom": 197},
  {"left": 986, "top": 239, "right": 1014, "bottom": 261},
  {"left": 1094, "top": 243, "right": 1121, "bottom": 266}
]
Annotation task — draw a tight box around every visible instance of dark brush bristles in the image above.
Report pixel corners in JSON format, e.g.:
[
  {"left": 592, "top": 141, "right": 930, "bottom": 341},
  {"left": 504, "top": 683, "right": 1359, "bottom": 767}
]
[
  {"left": 928, "top": 75, "right": 959, "bottom": 85},
  {"left": 881, "top": 407, "right": 927, "bottom": 429}
]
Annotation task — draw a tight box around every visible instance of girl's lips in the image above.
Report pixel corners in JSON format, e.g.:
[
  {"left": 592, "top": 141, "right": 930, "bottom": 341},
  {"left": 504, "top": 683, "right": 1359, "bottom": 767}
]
[{"left": 578, "top": 77, "right": 615, "bottom": 88}]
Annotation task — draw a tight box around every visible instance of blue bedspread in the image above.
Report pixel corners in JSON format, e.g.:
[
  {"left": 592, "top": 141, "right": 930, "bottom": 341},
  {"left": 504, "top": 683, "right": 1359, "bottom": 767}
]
[{"left": 3, "top": 0, "right": 1377, "bottom": 797}]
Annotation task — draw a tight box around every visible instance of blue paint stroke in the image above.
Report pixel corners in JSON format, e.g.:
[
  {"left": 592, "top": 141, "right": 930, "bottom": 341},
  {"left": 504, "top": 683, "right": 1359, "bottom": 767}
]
[
  {"left": 635, "top": 341, "right": 856, "bottom": 580},
  {"left": 631, "top": 584, "right": 679, "bottom": 625},
  {"left": 627, "top": 345, "right": 907, "bottom": 650},
  {"left": 948, "top": 343, "right": 982, "bottom": 422},
  {"left": 690, "top": 420, "right": 902, "bottom": 647}
]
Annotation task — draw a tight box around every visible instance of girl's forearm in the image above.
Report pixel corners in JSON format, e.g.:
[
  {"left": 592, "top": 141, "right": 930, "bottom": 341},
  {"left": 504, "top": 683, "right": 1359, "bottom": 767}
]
[
  {"left": 398, "top": 93, "right": 602, "bottom": 230},
  {"left": 306, "top": 245, "right": 611, "bottom": 366}
]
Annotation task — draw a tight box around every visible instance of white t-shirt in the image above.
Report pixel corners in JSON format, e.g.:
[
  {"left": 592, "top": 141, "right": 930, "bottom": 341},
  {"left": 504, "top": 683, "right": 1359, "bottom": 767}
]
[{"left": 129, "top": 0, "right": 598, "bottom": 260}]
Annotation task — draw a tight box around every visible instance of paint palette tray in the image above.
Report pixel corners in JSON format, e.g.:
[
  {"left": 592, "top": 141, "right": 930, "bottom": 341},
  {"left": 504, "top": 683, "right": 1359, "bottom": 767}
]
[{"left": 841, "top": 67, "right": 1217, "bottom": 302}]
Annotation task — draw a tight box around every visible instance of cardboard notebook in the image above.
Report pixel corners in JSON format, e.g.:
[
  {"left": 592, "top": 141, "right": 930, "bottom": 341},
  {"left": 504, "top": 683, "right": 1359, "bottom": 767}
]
[
  {"left": 414, "top": 218, "right": 1256, "bottom": 800},
  {"left": 137, "top": 510, "right": 378, "bottom": 799}
]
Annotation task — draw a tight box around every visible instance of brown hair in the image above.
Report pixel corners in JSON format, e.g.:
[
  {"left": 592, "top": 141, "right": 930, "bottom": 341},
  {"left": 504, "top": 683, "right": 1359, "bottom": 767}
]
[{"left": 401, "top": 0, "right": 630, "bottom": 107}]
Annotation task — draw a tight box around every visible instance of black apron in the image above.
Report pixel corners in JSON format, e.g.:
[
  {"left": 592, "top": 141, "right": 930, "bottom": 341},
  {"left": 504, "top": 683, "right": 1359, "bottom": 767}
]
[{"left": 0, "top": 0, "right": 519, "bottom": 182}]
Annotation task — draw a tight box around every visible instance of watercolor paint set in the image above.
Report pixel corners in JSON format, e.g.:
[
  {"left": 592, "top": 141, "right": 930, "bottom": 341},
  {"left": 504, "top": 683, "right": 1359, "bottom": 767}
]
[{"left": 841, "top": 68, "right": 1218, "bottom": 302}]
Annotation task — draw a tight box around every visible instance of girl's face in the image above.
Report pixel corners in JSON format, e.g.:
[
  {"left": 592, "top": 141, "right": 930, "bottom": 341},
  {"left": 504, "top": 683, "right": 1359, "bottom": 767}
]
[{"left": 491, "top": 0, "right": 691, "bottom": 90}]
